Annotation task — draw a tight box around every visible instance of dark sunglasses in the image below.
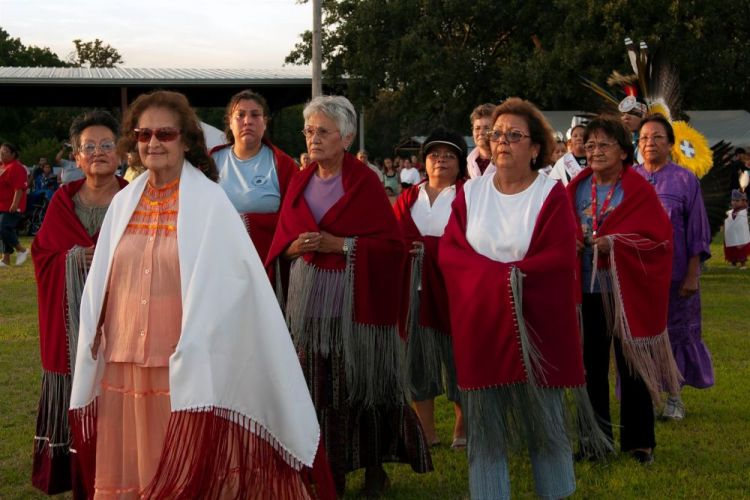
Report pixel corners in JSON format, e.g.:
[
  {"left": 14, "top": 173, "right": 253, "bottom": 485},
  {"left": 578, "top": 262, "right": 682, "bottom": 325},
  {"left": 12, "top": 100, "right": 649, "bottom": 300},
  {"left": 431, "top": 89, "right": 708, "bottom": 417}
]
[{"left": 133, "top": 127, "right": 181, "bottom": 143}]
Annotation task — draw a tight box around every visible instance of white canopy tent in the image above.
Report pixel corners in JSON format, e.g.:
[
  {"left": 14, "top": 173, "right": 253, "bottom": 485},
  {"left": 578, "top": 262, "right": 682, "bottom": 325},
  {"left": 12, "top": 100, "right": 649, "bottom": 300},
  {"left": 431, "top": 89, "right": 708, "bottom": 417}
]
[{"left": 542, "top": 110, "right": 750, "bottom": 148}]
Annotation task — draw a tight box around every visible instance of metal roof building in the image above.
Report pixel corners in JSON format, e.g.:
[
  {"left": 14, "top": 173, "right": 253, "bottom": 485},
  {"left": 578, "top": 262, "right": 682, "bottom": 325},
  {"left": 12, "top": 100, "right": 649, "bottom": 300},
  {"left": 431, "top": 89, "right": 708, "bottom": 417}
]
[{"left": 0, "top": 67, "right": 322, "bottom": 110}]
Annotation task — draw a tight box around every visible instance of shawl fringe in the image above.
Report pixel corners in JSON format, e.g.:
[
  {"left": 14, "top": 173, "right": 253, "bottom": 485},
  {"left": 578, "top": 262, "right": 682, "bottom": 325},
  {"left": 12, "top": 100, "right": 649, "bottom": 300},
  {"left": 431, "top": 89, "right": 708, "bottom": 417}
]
[
  {"left": 65, "top": 246, "right": 88, "bottom": 377},
  {"left": 463, "top": 267, "right": 613, "bottom": 462},
  {"left": 287, "top": 240, "right": 406, "bottom": 408},
  {"left": 509, "top": 267, "right": 545, "bottom": 387},
  {"left": 596, "top": 235, "right": 683, "bottom": 402},
  {"left": 465, "top": 385, "right": 613, "bottom": 463},
  {"left": 34, "top": 371, "right": 72, "bottom": 457},
  {"left": 406, "top": 324, "right": 451, "bottom": 399},
  {"left": 33, "top": 371, "right": 75, "bottom": 494},
  {"left": 405, "top": 249, "right": 451, "bottom": 397},
  {"left": 142, "top": 407, "right": 317, "bottom": 499}
]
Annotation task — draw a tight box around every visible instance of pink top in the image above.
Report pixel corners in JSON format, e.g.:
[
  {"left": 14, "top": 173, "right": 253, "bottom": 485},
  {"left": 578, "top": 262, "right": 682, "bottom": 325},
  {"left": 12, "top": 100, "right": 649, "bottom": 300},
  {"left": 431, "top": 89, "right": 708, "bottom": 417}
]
[
  {"left": 102, "top": 179, "right": 182, "bottom": 367},
  {"left": 303, "top": 171, "right": 344, "bottom": 224}
]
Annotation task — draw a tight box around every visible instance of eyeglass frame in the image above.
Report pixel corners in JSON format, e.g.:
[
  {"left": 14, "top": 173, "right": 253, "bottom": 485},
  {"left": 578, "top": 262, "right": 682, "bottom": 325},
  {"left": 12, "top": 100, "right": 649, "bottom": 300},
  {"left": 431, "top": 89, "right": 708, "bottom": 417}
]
[
  {"left": 133, "top": 127, "right": 182, "bottom": 143},
  {"left": 426, "top": 151, "right": 458, "bottom": 161},
  {"left": 485, "top": 129, "right": 531, "bottom": 143},
  {"left": 78, "top": 140, "right": 117, "bottom": 156},
  {"left": 301, "top": 126, "right": 340, "bottom": 140}
]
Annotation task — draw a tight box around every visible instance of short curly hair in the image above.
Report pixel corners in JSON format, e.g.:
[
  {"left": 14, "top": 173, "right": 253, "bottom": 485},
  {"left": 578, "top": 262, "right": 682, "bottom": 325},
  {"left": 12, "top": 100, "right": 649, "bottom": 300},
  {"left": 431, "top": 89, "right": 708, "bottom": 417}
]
[
  {"left": 584, "top": 116, "right": 634, "bottom": 166},
  {"left": 69, "top": 110, "right": 120, "bottom": 150},
  {"left": 491, "top": 97, "right": 555, "bottom": 170},
  {"left": 118, "top": 90, "right": 218, "bottom": 182}
]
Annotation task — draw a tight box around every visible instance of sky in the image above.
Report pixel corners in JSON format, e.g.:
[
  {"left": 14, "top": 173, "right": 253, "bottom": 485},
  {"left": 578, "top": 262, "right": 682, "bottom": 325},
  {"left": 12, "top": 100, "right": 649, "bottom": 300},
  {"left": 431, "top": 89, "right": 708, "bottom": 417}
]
[{"left": 1, "top": 0, "right": 313, "bottom": 69}]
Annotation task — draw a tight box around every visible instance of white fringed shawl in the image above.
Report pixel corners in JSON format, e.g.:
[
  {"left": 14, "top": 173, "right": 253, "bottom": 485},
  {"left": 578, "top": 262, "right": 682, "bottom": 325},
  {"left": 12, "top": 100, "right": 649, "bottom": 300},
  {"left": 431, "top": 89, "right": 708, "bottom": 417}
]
[{"left": 70, "top": 161, "right": 319, "bottom": 468}]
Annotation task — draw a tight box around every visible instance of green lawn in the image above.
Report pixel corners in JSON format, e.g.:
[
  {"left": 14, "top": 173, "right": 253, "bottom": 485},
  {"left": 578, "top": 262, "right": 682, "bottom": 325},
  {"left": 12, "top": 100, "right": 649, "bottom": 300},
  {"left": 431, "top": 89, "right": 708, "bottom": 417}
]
[{"left": 1, "top": 235, "right": 748, "bottom": 499}]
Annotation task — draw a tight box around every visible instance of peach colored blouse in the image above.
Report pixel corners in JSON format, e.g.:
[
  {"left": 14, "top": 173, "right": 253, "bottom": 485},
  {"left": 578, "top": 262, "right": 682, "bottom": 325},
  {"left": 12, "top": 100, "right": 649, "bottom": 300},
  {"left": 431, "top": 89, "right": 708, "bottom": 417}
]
[{"left": 102, "top": 179, "right": 182, "bottom": 367}]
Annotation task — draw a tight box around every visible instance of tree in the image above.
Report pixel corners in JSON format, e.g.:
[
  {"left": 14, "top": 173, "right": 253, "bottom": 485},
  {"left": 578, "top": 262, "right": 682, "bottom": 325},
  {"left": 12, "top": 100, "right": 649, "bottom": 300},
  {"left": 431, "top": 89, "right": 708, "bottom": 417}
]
[
  {"left": 68, "top": 38, "right": 123, "bottom": 68},
  {"left": 286, "top": 0, "right": 750, "bottom": 153},
  {"left": 0, "top": 27, "right": 67, "bottom": 66}
]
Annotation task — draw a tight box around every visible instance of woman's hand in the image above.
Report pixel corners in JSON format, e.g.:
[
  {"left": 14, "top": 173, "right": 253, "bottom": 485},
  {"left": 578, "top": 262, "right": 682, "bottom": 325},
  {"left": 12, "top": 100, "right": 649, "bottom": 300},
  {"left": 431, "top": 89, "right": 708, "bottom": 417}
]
[
  {"left": 679, "top": 255, "right": 701, "bottom": 298},
  {"left": 85, "top": 246, "right": 95, "bottom": 267},
  {"left": 410, "top": 241, "right": 424, "bottom": 255},
  {"left": 284, "top": 232, "right": 322, "bottom": 259},
  {"left": 679, "top": 274, "right": 700, "bottom": 297},
  {"left": 593, "top": 237, "right": 612, "bottom": 255},
  {"left": 317, "top": 231, "right": 346, "bottom": 254}
]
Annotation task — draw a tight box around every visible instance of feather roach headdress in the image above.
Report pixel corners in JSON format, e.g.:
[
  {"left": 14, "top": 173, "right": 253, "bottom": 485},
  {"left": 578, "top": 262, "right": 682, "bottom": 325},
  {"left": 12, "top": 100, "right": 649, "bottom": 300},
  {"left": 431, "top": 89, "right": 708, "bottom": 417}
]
[{"left": 582, "top": 37, "right": 713, "bottom": 177}]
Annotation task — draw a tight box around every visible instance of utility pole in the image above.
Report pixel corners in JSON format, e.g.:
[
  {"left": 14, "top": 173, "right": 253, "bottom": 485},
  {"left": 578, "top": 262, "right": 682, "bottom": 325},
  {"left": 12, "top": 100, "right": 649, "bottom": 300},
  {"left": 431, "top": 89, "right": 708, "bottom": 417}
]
[
  {"left": 312, "top": 0, "right": 322, "bottom": 98},
  {"left": 359, "top": 106, "right": 365, "bottom": 152}
]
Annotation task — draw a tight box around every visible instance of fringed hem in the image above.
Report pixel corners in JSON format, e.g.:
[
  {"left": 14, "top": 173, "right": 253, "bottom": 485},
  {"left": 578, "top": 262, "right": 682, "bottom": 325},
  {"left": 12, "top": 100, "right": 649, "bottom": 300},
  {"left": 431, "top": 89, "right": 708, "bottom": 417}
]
[
  {"left": 406, "top": 248, "right": 451, "bottom": 397},
  {"left": 34, "top": 371, "right": 73, "bottom": 457},
  {"left": 33, "top": 371, "right": 75, "bottom": 494},
  {"left": 509, "top": 266, "right": 546, "bottom": 386},
  {"left": 406, "top": 324, "right": 452, "bottom": 399},
  {"left": 464, "top": 385, "right": 613, "bottom": 464},
  {"left": 597, "top": 237, "right": 683, "bottom": 403},
  {"left": 143, "top": 407, "right": 317, "bottom": 499},
  {"left": 287, "top": 248, "right": 406, "bottom": 408},
  {"left": 65, "top": 245, "right": 88, "bottom": 377}
]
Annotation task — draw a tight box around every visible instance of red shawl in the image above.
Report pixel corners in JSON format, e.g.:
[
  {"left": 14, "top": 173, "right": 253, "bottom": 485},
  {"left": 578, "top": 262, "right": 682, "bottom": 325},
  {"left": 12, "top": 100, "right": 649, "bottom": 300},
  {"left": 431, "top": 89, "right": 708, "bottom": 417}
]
[
  {"left": 266, "top": 152, "right": 406, "bottom": 325},
  {"left": 566, "top": 166, "right": 673, "bottom": 340},
  {"left": 211, "top": 138, "right": 297, "bottom": 263},
  {"left": 32, "top": 177, "right": 127, "bottom": 374},
  {"left": 439, "top": 181, "right": 585, "bottom": 389},
  {"left": 567, "top": 166, "right": 679, "bottom": 399},
  {"left": 393, "top": 180, "right": 462, "bottom": 336}
]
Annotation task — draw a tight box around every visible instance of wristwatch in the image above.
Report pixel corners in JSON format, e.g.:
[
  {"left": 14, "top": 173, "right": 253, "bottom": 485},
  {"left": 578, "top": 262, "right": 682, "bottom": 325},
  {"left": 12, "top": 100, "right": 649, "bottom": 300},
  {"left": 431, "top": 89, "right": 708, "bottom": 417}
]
[{"left": 342, "top": 238, "right": 351, "bottom": 254}]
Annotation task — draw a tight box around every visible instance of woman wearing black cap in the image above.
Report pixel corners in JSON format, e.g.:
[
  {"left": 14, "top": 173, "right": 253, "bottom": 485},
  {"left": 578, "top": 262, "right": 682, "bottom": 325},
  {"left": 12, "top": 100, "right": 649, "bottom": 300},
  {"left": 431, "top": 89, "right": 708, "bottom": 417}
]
[{"left": 393, "top": 127, "right": 467, "bottom": 450}]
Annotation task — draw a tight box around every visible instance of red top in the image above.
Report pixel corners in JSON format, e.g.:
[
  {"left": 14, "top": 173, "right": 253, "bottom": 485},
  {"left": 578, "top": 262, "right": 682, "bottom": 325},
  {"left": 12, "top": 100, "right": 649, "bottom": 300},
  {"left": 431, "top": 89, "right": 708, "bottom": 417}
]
[
  {"left": 439, "top": 182, "right": 585, "bottom": 389},
  {"left": 0, "top": 159, "right": 28, "bottom": 212},
  {"left": 267, "top": 152, "right": 406, "bottom": 325},
  {"left": 32, "top": 177, "right": 128, "bottom": 373}
]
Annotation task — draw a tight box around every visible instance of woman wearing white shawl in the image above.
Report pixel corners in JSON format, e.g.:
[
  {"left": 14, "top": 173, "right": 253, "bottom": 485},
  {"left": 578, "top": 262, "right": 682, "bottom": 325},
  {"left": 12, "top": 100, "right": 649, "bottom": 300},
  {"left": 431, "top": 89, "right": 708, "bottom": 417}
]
[{"left": 69, "top": 91, "right": 333, "bottom": 499}]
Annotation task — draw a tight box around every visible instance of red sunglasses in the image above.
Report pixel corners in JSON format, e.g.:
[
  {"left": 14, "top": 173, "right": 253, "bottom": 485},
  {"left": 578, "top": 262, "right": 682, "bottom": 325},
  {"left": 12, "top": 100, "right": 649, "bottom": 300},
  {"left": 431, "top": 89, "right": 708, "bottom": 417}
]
[{"left": 133, "top": 127, "right": 181, "bottom": 143}]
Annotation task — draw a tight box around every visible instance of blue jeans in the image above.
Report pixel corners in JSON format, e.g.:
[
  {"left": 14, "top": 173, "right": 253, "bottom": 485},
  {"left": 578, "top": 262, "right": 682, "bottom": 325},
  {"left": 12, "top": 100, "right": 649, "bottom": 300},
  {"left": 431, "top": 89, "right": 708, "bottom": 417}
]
[{"left": 468, "top": 390, "right": 575, "bottom": 499}]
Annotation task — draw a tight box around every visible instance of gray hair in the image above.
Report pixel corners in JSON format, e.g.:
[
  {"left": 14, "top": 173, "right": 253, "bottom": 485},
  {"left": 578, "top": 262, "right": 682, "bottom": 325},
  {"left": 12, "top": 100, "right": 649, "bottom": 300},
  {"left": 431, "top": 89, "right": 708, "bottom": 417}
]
[{"left": 303, "top": 95, "right": 357, "bottom": 139}]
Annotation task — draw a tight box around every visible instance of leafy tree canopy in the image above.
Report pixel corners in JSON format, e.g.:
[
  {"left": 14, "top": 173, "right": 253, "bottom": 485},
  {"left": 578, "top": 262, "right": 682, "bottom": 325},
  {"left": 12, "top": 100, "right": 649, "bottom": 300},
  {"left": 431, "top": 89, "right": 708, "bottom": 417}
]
[
  {"left": 68, "top": 38, "right": 124, "bottom": 68},
  {"left": 287, "top": 0, "right": 750, "bottom": 147},
  {"left": 0, "top": 27, "right": 67, "bottom": 67}
]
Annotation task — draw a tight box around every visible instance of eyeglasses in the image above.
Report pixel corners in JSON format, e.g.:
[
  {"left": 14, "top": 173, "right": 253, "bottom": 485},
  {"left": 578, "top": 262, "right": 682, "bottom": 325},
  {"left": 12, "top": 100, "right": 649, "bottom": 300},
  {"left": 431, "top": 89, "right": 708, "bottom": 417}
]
[
  {"left": 302, "top": 126, "right": 340, "bottom": 139},
  {"left": 79, "top": 140, "right": 117, "bottom": 156},
  {"left": 427, "top": 151, "right": 458, "bottom": 161},
  {"left": 133, "top": 127, "right": 181, "bottom": 143},
  {"left": 584, "top": 141, "right": 618, "bottom": 153},
  {"left": 638, "top": 134, "right": 667, "bottom": 144},
  {"left": 485, "top": 129, "right": 531, "bottom": 143}
]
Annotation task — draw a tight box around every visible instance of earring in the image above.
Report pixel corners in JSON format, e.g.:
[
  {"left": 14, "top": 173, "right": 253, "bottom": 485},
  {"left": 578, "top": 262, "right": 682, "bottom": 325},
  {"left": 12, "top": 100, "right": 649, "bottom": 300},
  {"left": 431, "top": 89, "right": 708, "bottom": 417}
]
[{"left": 531, "top": 156, "right": 537, "bottom": 166}]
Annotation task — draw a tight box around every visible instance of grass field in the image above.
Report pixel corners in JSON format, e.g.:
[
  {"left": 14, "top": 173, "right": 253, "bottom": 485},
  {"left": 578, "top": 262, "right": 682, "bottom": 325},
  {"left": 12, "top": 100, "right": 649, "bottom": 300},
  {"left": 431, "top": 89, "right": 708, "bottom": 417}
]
[{"left": 1, "top": 235, "right": 748, "bottom": 499}]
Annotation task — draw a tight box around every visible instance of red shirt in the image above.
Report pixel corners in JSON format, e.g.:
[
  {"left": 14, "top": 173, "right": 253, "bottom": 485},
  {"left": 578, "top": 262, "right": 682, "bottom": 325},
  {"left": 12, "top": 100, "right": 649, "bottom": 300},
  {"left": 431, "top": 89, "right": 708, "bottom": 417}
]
[{"left": 0, "top": 159, "right": 28, "bottom": 212}]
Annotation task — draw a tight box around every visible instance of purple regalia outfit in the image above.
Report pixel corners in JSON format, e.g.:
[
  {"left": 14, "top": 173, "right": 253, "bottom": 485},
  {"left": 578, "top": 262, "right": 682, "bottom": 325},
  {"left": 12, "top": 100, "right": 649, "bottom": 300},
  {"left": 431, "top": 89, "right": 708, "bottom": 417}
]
[{"left": 633, "top": 162, "right": 714, "bottom": 388}]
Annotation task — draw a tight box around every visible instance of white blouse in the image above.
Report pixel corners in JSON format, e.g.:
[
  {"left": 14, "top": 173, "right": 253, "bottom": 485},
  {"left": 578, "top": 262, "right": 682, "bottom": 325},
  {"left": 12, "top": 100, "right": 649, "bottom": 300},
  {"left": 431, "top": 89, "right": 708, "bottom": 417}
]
[
  {"left": 411, "top": 184, "right": 456, "bottom": 236},
  {"left": 465, "top": 172, "right": 556, "bottom": 263}
]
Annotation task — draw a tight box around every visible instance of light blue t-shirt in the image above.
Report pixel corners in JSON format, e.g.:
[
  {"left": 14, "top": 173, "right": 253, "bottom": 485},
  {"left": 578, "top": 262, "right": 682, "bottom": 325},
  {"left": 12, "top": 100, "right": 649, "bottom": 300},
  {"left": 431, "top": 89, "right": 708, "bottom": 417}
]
[
  {"left": 213, "top": 144, "right": 281, "bottom": 213},
  {"left": 575, "top": 176, "right": 624, "bottom": 293}
]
